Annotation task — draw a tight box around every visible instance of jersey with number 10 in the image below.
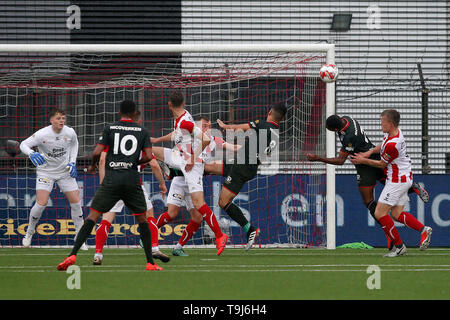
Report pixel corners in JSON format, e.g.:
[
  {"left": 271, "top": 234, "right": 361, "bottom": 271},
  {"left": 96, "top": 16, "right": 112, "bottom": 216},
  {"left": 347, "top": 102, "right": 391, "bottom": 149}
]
[{"left": 97, "top": 119, "right": 151, "bottom": 185}]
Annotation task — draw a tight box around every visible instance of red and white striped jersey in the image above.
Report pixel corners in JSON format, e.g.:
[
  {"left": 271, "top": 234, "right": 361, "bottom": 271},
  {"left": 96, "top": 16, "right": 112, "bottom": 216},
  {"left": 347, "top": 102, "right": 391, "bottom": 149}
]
[
  {"left": 380, "top": 129, "right": 412, "bottom": 183},
  {"left": 172, "top": 110, "right": 200, "bottom": 158}
]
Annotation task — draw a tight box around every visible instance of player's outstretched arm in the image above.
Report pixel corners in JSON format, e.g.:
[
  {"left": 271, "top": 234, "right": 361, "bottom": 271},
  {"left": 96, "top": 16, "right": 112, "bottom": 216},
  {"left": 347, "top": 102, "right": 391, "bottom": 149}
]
[
  {"left": 350, "top": 154, "right": 387, "bottom": 168},
  {"left": 217, "top": 119, "right": 251, "bottom": 131},
  {"left": 224, "top": 143, "right": 242, "bottom": 152},
  {"left": 306, "top": 150, "right": 348, "bottom": 166},
  {"left": 358, "top": 143, "right": 382, "bottom": 159},
  {"left": 218, "top": 138, "right": 242, "bottom": 153},
  {"left": 151, "top": 131, "right": 174, "bottom": 144}
]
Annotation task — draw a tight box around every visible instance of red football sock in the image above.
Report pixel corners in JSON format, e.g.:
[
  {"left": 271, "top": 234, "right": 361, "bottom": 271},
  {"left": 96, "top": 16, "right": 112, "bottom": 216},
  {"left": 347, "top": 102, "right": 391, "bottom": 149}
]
[
  {"left": 156, "top": 211, "right": 172, "bottom": 228},
  {"left": 198, "top": 204, "right": 223, "bottom": 238},
  {"left": 147, "top": 217, "right": 159, "bottom": 248},
  {"left": 396, "top": 211, "right": 424, "bottom": 232},
  {"left": 378, "top": 215, "right": 402, "bottom": 246},
  {"left": 95, "top": 220, "right": 111, "bottom": 253},
  {"left": 179, "top": 220, "right": 201, "bottom": 247}
]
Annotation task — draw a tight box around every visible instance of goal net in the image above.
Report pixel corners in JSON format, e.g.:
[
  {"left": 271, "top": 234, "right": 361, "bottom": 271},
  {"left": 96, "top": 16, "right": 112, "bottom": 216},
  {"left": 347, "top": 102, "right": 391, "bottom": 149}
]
[{"left": 0, "top": 44, "right": 335, "bottom": 249}]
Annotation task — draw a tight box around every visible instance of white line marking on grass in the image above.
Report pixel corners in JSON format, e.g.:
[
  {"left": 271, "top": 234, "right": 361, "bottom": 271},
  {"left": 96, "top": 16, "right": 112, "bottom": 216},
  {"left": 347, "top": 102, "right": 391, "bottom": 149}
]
[
  {"left": 1, "top": 250, "right": 448, "bottom": 257},
  {"left": 2, "top": 263, "right": 450, "bottom": 270},
  {"left": 3, "top": 268, "right": 450, "bottom": 273},
  {"left": 200, "top": 259, "right": 219, "bottom": 261}
]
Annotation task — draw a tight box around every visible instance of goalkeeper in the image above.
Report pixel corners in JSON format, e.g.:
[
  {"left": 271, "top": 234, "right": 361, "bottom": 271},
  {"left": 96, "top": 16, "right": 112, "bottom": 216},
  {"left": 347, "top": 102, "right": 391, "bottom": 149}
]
[{"left": 19, "top": 109, "right": 87, "bottom": 250}]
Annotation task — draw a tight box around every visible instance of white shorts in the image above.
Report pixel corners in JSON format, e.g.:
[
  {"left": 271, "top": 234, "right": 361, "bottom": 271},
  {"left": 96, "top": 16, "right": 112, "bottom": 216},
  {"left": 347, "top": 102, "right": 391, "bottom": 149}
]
[
  {"left": 36, "top": 173, "right": 79, "bottom": 193},
  {"left": 163, "top": 147, "right": 183, "bottom": 170},
  {"left": 378, "top": 180, "right": 412, "bottom": 207},
  {"left": 163, "top": 147, "right": 204, "bottom": 194},
  {"left": 109, "top": 185, "right": 153, "bottom": 213},
  {"left": 166, "top": 176, "right": 194, "bottom": 211}
]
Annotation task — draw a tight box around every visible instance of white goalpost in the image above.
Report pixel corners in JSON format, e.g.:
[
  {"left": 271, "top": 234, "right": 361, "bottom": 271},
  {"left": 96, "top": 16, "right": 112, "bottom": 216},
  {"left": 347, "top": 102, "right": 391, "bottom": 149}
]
[{"left": 0, "top": 43, "right": 335, "bottom": 249}]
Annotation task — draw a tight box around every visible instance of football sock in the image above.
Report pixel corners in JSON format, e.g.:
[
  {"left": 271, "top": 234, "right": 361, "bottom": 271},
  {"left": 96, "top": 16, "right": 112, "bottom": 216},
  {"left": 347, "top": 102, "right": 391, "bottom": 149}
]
[
  {"left": 70, "top": 202, "right": 84, "bottom": 234},
  {"left": 198, "top": 203, "right": 223, "bottom": 238},
  {"left": 95, "top": 220, "right": 111, "bottom": 254},
  {"left": 223, "top": 201, "right": 249, "bottom": 229},
  {"left": 377, "top": 215, "right": 402, "bottom": 246},
  {"left": 156, "top": 211, "right": 172, "bottom": 228},
  {"left": 70, "top": 203, "right": 85, "bottom": 247},
  {"left": 179, "top": 220, "right": 201, "bottom": 247},
  {"left": 27, "top": 202, "right": 46, "bottom": 234},
  {"left": 396, "top": 211, "right": 424, "bottom": 232},
  {"left": 138, "top": 222, "right": 154, "bottom": 264},
  {"left": 147, "top": 216, "right": 159, "bottom": 249},
  {"left": 70, "top": 219, "right": 95, "bottom": 256},
  {"left": 366, "top": 201, "right": 381, "bottom": 225}
]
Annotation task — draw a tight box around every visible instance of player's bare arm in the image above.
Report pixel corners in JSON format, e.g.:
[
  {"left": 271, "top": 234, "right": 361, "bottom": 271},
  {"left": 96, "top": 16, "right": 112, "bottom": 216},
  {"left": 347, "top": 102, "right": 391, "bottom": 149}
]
[
  {"left": 149, "top": 157, "right": 167, "bottom": 198},
  {"left": 98, "top": 151, "right": 107, "bottom": 184},
  {"left": 350, "top": 154, "right": 387, "bottom": 168},
  {"left": 142, "top": 146, "right": 167, "bottom": 197},
  {"left": 222, "top": 141, "right": 242, "bottom": 152},
  {"left": 307, "top": 150, "right": 348, "bottom": 165},
  {"left": 88, "top": 144, "right": 106, "bottom": 174},
  {"left": 217, "top": 119, "right": 251, "bottom": 131},
  {"left": 151, "top": 131, "right": 174, "bottom": 144},
  {"left": 358, "top": 143, "right": 382, "bottom": 159}
]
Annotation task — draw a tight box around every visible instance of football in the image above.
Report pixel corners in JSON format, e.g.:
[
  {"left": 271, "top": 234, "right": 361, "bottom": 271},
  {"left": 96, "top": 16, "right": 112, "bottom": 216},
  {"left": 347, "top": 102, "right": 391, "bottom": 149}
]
[{"left": 319, "top": 64, "right": 339, "bottom": 83}]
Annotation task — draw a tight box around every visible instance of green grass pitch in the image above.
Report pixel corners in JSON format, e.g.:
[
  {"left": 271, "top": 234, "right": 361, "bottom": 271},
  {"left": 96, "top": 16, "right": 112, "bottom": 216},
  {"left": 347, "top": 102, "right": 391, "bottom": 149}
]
[{"left": 0, "top": 247, "right": 449, "bottom": 300}]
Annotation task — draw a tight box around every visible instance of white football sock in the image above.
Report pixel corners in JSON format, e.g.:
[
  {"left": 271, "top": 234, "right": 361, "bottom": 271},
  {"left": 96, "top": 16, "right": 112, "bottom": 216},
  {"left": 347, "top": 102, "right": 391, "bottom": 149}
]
[
  {"left": 70, "top": 202, "right": 84, "bottom": 234},
  {"left": 152, "top": 246, "right": 160, "bottom": 253},
  {"left": 27, "top": 203, "right": 46, "bottom": 235}
]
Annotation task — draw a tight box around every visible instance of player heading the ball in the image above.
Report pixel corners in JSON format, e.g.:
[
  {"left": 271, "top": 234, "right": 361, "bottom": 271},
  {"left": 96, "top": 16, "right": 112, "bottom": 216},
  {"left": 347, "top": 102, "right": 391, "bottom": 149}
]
[{"left": 151, "top": 91, "right": 228, "bottom": 256}]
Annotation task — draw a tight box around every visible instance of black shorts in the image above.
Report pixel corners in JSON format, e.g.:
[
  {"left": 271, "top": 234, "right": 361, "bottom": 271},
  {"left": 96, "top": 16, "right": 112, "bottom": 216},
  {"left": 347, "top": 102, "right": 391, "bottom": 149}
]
[
  {"left": 222, "top": 164, "right": 258, "bottom": 195},
  {"left": 90, "top": 181, "right": 147, "bottom": 215},
  {"left": 355, "top": 164, "right": 386, "bottom": 187}
]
